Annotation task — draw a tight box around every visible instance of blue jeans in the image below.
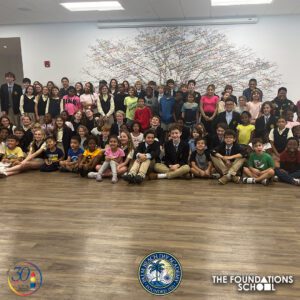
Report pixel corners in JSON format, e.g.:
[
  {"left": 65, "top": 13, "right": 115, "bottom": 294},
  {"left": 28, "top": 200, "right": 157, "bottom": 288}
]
[{"left": 275, "top": 168, "right": 300, "bottom": 184}]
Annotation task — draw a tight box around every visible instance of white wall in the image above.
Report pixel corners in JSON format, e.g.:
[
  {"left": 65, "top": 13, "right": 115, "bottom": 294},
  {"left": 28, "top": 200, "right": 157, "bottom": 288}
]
[{"left": 0, "top": 15, "right": 299, "bottom": 102}]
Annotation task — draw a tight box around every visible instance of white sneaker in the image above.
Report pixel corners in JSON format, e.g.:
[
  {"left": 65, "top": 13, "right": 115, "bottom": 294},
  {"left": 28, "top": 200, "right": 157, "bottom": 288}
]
[
  {"left": 242, "top": 177, "right": 255, "bottom": 184},
  {"left": 96, "top": 173, "right": 103, "bottom": 182},
  {"left": 0, "top": 170, "right": 8, "bottom": 178},
  {"left": 87, "top": 172, "right": 97, "bottom": 179},
  {"left": 112, "top": 176, "right": 118, "bottom": 184}
]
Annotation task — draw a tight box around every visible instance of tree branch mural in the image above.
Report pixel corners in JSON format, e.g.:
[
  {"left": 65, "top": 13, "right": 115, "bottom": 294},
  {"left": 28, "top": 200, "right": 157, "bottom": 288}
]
[{"left": 84, "top": 26, "right": 281, "bottom": 97}]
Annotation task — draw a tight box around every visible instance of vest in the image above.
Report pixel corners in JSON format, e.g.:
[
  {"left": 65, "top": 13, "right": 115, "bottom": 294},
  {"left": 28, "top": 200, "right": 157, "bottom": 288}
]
[
  {"left": 23, "top": 95, "right": 35, "bottom": 113},
  {"left": 100, "top": 96, "right": 111, "bottom": 114},
  {"left": 37, "top": 95, "right": 49, "bottom": 115},
  {"left": 274, "top": 128, "right": 289, "bottom": 153},
  {"left": 48, "top": 98, "right": 61, "bottom": 118}
]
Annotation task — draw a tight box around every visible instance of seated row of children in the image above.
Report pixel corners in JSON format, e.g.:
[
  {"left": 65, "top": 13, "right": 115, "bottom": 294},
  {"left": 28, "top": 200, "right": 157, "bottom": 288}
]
[{"left": 0, "top": 122, "right": 299, "bottom": 186}]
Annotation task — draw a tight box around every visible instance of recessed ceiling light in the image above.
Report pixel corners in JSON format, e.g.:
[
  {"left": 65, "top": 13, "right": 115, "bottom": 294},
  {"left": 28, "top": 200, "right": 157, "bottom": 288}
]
[
  {"left": 211, "top": 0, "right": 273, "bottom": 6},
  {"left": 3, "top": 45, "right": 8, "bottom": 49},
  {"left": 60, "top": 1, "right": 124, "bottom": 12}
]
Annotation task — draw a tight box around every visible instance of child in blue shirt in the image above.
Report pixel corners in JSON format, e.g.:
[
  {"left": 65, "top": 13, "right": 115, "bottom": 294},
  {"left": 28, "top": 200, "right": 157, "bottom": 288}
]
[
  {"left": 59, "top": 135, "right": 84, "bottom": 172},
  {"left": 40, "top": 136, "right": 64, "bottom": 172},
  {"left": 159, "top": 86, "right": 175, "bottom": 132}
]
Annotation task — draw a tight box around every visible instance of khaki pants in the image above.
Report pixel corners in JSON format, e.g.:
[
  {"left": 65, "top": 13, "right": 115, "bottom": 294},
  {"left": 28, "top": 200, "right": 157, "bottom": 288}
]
[
  {"left": 211, "top": 156, "right": 245, "bottom": 176},
  {"left": 8, "top": 108, "right": 20, "bottom": 127},
  {"left": 154, "top": 163, "right": 190, "bottom": 179},
  {"left": 129, "top": 159, "right": 151, "bottom": 178}
]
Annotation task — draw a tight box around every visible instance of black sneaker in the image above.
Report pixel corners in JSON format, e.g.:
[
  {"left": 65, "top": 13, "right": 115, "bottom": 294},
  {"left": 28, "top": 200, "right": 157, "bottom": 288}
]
[
  {"left": 123, "top": 173, "right": 135, "bottom": 183},
  {"left": 80, "top": 168, "right": 89, "bottom": 177},
  {"left": 60, "top": 167, "right": 68, "bottom": 172},
  {"left": 134, "top": 175, "right": 144, "bottom": 184}
]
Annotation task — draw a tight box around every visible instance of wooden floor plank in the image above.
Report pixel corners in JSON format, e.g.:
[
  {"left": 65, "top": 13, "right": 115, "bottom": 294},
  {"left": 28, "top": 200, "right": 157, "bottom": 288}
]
[{"left": 0, "top": 172, "right": 299, "bottom": 299}]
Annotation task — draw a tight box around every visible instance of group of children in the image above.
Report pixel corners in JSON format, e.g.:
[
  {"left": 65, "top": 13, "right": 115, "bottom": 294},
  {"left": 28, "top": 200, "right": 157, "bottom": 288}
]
[{"left": 0, "top": 74, "right": 300, "bottom": 186}]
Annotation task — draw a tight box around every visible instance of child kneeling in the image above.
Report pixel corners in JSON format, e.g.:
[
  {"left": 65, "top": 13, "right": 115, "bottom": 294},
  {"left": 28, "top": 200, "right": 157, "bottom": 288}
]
[
  {"left": 243, "top": 138, "right": 275, "bottom": 185},
  {"left": 123, "top": 129, "right": 160, "bottom": 184}
]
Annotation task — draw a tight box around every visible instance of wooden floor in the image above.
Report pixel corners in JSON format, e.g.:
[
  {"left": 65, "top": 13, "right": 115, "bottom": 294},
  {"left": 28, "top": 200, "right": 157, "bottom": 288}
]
[{"left": 0, "top": 172, "right": 299, "bottom": 300}]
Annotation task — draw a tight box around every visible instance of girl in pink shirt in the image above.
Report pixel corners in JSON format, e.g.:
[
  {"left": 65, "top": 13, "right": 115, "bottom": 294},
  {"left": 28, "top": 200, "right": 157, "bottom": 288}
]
[
  {"left": 62, "top": 86, "right": 81, "bottom": 116},
  {"left": 88, "top": 135, "right": 125, "bottom": 183},
  {"left": 200, "top": 84, "right": 219, "bottom": 134},
  {"left": 247, "top": 89, "right": 262, "bottom": 124}
]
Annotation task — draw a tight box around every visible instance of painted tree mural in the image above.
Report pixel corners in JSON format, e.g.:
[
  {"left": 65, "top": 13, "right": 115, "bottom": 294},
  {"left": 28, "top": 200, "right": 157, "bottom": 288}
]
[{"left": 84, "top": 26, "right": 281, "bottom": 97}]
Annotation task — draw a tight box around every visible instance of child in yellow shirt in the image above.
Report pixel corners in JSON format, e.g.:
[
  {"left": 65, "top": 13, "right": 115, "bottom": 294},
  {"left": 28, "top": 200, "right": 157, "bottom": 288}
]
[
  {"left": 237, "top": 111, "right": 255, "bottom": 145},
  {"left": 78, "top": 136, "right": 102, "bottom": 177},
  {"left": 2, "top": 135, "right": 24, "bottom": 166}
]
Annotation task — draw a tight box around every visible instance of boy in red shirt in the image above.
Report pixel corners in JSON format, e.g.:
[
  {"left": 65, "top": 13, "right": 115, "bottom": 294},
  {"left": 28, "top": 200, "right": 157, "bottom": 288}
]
[{"left": 134, "top": 98, "right": 152, "bottom": 131}]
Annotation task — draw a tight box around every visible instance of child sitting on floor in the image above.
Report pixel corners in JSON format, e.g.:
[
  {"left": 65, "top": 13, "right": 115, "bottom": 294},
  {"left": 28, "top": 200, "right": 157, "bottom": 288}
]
[
  {"left": 275, "top": 137, "right": 300, "bottom": 185},
  {"left": 60, "top": 135, "right": 84, "bottom": 172},
  {"left": 211, "top": 129, "right": 246, "bottom": 184},
  {"left": 243, "top": 138, "right": 275, "bottom": 185},
  {"left": 40, "top": 136, "right": 64, "bottom": 172},
  {"left": 152, "top": 125, "right": 190, "bottom": 180},
  {"left": 78, "top": 136, "right": 103, "bottom": 177},
  {"left": 1, "top": 135, "right": 24, "bottom": 167},
  {"left": 190, "top": 137, "right": 212, "bottom": 178},
  {"left": 123, "top": 129, "right": 160, "bottom": 184},
  {"left": 88, "top": 135, "right": 125, "bottom": 183}
]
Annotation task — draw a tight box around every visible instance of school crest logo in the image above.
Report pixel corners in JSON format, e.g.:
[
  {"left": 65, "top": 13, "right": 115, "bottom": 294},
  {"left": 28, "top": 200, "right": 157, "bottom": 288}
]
[{"left": 138, "top": 252, "right": 182, "bottom": 295}]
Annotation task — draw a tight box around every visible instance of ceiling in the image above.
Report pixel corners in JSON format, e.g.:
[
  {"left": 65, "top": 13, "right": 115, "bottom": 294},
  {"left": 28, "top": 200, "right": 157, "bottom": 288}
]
[{"left": 0, "top": 0, "right": 300, "bottom": 25}]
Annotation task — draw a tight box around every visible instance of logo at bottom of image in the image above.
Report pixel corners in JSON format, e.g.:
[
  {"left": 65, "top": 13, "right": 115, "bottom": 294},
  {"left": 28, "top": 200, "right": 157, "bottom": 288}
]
[
  {"left": 212, "top": 275, "right": 294, "bottom": 292},
  {"left": 8, "top": 261, "right": 43, "bottom": 296},
  {"left": 138, "top": 252, "right": 182, "bottom": 296}
]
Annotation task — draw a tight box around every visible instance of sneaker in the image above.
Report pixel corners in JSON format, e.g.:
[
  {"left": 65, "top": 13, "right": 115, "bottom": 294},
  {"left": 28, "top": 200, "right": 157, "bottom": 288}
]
[
  {"left": 123, "top": 173, "right": 135, "bottom": 183},
  {"left": 60, "top": 167, "right": 68, "bottom": 173},
  {"left": 261, "top": 179, "right": 270, "bottom": 186},
  {"left": 87, "top": 172, "right": 98, "bottom": 179},
  {"left": 232, "top": 176, "right": 240, "bottom": 184},
  {"left": 273, "top": 175, "right": 279, "bottom": 182},
  {"left": 242, "top": 177, "right": 255, "bottom": 184},
  {"left": 112, "top": 176, "right": 118, "bottom": 184},
  {"left": 148, "top": 172, "right": 158, "bottom": 180},
  {"left": 96, "top": 173, "right": 103, "bottom": 182},
  {"left": 218, "top": 175, "right": 229, "bottom": 185},
  {"left": 211, "top": 173, "right": 221, "bottom": 179},
  {"left": 80, "top": 168, "right": 89, "bottom": 177},
  {"left": 0, "top": 170, "right": 8, "bottom": 178},
  {"left": 134, "top": 175, "right": 144, "bottom": 184},
  {"left": 293, "top": 179, "right": 300, "bottom": 186}
]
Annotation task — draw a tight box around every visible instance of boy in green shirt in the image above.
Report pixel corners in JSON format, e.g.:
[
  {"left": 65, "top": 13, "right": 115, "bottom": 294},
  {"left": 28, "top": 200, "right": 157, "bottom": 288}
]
[{"left": 243, "top": 138, "right": 275, "bottom": 185}]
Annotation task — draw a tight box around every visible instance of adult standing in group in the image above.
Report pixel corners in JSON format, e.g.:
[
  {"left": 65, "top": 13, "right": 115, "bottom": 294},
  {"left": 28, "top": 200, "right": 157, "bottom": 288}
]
[
  {"left": 0, "top": 72, "right": 22, "bottom": 126},
  {"left": 59, "top": 77, "right": 70, "bottom": 98},
  {"left": 243, "top": 78, "right": 263, "bottom": 102},
  {"left": 271, "top": 87, "right": 296, "bottom": 118}
]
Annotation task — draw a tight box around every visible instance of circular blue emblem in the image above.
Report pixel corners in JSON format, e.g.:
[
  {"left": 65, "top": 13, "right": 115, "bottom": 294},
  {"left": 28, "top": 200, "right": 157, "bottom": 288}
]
[{"left": 138, "top": 252, "right": 182, "bottom": 295}]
